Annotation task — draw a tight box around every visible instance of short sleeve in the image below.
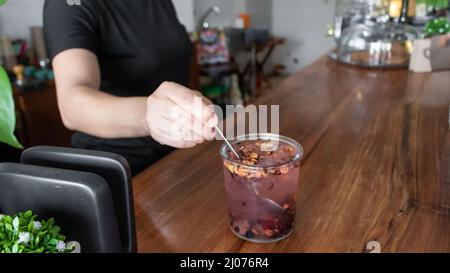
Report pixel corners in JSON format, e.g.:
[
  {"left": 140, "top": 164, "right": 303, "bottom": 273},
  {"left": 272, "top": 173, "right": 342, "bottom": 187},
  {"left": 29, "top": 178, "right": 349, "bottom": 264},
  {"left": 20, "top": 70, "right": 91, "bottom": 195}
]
[{"left": 43, "top": 0, "right": 100, "bottom": 60}]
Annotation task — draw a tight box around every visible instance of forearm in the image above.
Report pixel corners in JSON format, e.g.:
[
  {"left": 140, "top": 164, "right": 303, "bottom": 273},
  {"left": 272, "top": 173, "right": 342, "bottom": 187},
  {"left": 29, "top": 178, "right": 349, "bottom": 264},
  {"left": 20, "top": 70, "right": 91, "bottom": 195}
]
[
  {"left": 59, "top": 85, "right": 149, "bottom": 139},
  {"left": 51, "top": 49, "right": 217, "bottom": 146}
]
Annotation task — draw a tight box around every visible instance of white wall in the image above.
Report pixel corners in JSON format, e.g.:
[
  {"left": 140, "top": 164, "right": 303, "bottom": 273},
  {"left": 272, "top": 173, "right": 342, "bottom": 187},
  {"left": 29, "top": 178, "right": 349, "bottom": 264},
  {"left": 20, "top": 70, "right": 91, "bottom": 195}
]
[
  {"left": 271, "top": 0, "right": 336, "bottom": 73},
  {"left": 247, "top": 0, "right": 272, "bottom": 31},
  {"left": 194, "top": 0, "right": 247, "bottom": 29},
  {"left": 172, "top": 0, "right": 195, "bottom": 32},
  {"left": 193, "top": 0, "right": 272, "bottom": 30},
  {"left": 0, "top": 0, "right": 45, "bottom": 40}
]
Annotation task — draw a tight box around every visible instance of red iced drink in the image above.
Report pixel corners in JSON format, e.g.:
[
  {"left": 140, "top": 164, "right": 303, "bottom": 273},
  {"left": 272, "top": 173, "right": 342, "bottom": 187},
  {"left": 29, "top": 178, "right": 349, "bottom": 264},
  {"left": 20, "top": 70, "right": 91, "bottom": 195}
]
[{"left": 220, "top": 134, "right": 303, "bottom": 243}]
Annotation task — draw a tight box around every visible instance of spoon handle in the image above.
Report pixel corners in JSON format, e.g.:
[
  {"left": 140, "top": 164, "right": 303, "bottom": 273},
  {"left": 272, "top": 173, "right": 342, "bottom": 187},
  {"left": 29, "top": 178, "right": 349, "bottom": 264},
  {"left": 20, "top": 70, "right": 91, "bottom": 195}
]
[{"left": 215, "top": 126, "right": 241, "bottom": 160}]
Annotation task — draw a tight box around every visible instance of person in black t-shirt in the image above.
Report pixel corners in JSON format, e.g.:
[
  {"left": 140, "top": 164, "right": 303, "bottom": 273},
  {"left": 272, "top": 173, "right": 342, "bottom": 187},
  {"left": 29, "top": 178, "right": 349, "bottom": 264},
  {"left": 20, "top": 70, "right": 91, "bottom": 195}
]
[{"left": 43, "top": 0, "right": 218, "bottom": 175}]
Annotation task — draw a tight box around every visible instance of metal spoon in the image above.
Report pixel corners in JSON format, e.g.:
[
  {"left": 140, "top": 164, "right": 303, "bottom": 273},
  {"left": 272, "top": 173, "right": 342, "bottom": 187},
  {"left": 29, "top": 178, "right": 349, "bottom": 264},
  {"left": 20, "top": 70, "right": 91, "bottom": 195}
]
[
  {"left": 248, "top": 183, "right": 285, "bottom": 212},
  {"left": 215, "top": 126, "right": 241, "bottom": 160}
]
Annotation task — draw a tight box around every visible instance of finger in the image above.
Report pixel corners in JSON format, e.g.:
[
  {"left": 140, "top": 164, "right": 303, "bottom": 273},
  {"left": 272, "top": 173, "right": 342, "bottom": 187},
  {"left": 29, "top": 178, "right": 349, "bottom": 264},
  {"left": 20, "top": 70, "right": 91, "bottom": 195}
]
[
  {"left": 165, "top": 83, "right": 214, "bottom": 124},
  {"left": 203, "top": 125, "right": 216, "bottom": 141},
  {"left": 171, "top": 116, "right": 205, "bottom": 142},
  {"left": 191, "top": 93, "right": 218, "bottom": 140},
  {"left": 198, "top": 94, "right": 218, "bottom": 125},
  {"left": 156, "top": 115, "right": 204, "bottom": 143},
  {"left": 153, "top": 97, "right": 190, "bottom": 121},
  {"left": 207, "top": 111, "right": 219, "bottom": 127},
  {"left": 175, "top": 102, "right": 216, "bottom": 141},
  {"left": 152, "top": 97, "right": 207, "bottom": 140},
  {"left": 157, "top": 96, "right": 210, "bottom": 136},
  {"left": 165, "top": 82, "right": 197, "bottom": 110}
]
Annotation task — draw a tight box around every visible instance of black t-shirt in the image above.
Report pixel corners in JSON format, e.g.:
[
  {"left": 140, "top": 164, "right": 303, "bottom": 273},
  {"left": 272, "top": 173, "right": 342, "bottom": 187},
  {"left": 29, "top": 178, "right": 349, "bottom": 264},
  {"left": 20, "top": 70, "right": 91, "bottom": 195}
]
[{"left": 44, "top": 0, "right": 193, "bottom": 175}]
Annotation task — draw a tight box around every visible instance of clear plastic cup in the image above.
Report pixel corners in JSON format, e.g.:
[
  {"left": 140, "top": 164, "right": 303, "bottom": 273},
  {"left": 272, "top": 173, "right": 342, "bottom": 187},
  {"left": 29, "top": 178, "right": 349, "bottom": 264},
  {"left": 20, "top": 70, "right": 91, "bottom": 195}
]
[{"left": 220, "top": 134, "right": 303, "bottom": 243}]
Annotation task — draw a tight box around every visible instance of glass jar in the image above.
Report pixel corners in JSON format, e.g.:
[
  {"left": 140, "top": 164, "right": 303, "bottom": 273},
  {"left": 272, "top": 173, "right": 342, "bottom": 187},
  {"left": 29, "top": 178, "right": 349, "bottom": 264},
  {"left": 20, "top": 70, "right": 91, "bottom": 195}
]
[{"left": 220, "top": 134, "right": 303, "bottom": 243}]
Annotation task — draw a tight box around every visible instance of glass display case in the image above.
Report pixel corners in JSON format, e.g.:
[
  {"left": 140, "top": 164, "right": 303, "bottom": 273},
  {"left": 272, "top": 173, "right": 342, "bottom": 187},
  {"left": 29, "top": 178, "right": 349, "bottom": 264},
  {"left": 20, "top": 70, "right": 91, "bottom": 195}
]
[
  {"left": 329, "top": 0, "right": 419, "bottom": 68},
  {"left": 331, "top": 0, "right": 391, "bottom": 41},
  {"left": 335, "top": 22, "right": 418, "bottom": 67}
]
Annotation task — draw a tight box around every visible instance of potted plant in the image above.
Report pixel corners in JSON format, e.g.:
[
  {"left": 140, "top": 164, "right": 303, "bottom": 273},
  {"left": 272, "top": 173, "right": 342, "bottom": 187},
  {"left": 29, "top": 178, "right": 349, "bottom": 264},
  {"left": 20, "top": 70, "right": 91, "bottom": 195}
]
[
  {"left": 0, "top": 210, "right": 80, "bottom": 253},
  {"left": 424, "top": 17, "right": 450, "bottom": 37},
  {"left": 0, "top": 0, "right": 23, "bottom": 157}
]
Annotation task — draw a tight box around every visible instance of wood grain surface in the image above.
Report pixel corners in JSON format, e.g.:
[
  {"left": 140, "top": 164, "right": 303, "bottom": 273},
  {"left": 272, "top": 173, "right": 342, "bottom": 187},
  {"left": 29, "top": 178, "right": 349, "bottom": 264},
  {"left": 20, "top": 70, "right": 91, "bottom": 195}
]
[{"left": 133, "top": 57, "right": 450, "bottom": 253}]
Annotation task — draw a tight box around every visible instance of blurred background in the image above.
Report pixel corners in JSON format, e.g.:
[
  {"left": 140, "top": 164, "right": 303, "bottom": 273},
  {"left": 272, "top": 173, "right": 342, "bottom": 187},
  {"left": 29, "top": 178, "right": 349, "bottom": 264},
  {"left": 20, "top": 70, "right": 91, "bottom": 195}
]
[
  {"left": 0, "top": 0, "right": 336, "bottom": 73},
  {"left": 0, "top": 0, "right": 449, "bottom": 160}
]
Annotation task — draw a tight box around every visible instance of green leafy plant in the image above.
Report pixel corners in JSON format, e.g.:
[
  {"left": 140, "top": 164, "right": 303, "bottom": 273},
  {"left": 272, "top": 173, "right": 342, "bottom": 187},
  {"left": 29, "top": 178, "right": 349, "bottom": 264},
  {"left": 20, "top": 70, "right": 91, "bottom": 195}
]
[
  {"left": 0, "top": 210, "right": 77, "bottom": 253},
  {"left": 418, "top": 0, "right": 450, "bottom": 10},
  {"left": 0, "top": 0, "right": 22, "bottom": 149},
  {"left": 424, "top": 17, "right": 450, "bottom": 37},
  {"left": 0, "top": 66, "right": 22, "bottom": 149},
  {"left": 428, "top": 0, "right": 449, "bottom": 10}
]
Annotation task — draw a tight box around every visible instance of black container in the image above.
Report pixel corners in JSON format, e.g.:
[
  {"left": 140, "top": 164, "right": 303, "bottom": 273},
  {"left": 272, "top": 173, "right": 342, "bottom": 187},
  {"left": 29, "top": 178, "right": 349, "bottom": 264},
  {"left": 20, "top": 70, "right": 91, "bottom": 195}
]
[
  {"left": 21, "top": 146, "right": 136, "bottom": 253},
  {"left": 0, "top": 162, "right": 122, "bottom": 253}
]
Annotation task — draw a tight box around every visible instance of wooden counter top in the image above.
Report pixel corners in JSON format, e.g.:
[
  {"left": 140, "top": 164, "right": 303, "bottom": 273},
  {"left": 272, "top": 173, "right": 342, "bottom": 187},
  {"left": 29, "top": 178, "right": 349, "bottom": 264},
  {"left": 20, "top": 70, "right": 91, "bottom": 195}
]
[{"left": 133, "top": 57, "right": 450, "bottom": 252}]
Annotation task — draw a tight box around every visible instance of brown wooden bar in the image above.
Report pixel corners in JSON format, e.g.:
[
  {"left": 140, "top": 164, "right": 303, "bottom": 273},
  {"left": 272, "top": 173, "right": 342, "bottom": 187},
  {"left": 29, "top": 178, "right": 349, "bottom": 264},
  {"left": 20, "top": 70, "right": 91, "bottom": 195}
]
[{"left": 133, "top": 57, "right": 450, "bottom": 252}]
